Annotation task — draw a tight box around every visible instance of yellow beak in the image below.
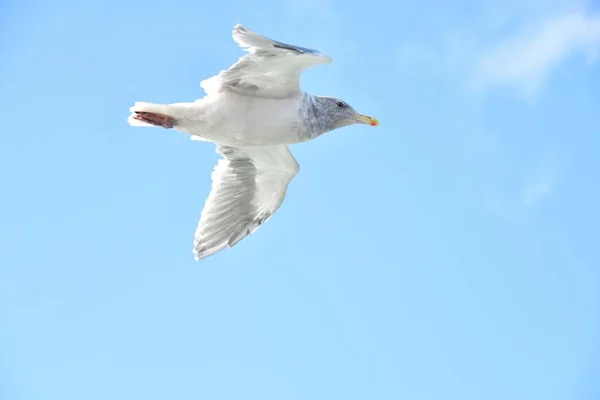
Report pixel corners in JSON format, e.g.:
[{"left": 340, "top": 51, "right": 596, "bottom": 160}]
[{"left": 355, "top": 114, "right": 379, "bottom": 126}]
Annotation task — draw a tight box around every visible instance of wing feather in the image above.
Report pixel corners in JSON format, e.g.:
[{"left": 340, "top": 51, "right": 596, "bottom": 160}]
[
  {"left": 193, "top": 144, "right": 300, "bottom": 260},
  {"left": 200, "top": 24, "right": 332, "bottom": 99}
]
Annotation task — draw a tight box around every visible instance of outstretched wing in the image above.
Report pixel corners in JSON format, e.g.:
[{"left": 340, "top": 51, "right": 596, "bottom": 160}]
[
  {"left": 193, "top": 145, "right": 300, "bottom": 261},
  {"left": 200, "top": 24, "right": 332, "bottom": 99}
]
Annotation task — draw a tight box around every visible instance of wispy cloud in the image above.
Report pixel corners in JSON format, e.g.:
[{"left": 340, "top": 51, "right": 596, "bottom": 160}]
[
  {"left": 483, "top": 153, "right": 565, "bottom": 220},
  {"left": 472, "top": 11, "right": 600, "bottom": 96},
  {"left": 522, "top": 174, "right": 554, "bottom": 207},
  {"left": 392, "top": 2, "right": 578, "bottom": 218},
  {"left": 395, "top": 2, "right": 600, "bottom": 97},
  {"left": 483, "top": 176, "right": 555, "bottom": 221}
]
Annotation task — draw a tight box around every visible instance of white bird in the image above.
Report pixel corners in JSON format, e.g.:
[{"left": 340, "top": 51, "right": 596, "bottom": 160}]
[{"left": 127, "top": 24, "right": 379, "bottom": 261}]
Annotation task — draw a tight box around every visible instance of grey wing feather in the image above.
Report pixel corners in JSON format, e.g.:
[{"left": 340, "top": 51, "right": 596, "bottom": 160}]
[
  {"left": 193, "top": 145, "right": 300, "bottom": 261},
  {"left": 200, "top": 24, "right": 332, "bottom": 98},
  {"left": 233, "top": 24, "right": 324, "bottom": 56}
]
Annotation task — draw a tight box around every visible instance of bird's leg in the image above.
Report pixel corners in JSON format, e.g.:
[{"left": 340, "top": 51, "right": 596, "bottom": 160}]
[{"left": 133, "top": 111, "right": 176, "bottom": 129}]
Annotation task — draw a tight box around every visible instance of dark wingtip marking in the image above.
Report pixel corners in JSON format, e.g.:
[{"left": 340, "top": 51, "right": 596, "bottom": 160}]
[{"left": 272, "top": 43, "right": 305, "bottom": 54}]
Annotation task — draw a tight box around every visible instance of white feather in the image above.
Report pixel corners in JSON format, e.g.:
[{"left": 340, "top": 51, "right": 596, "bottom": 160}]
[
  {"left": 200, "top": 24, "right": 332, "bottom": 99},
  {"left": 193, "top": 145, "right": 299, "bottom": 261}
]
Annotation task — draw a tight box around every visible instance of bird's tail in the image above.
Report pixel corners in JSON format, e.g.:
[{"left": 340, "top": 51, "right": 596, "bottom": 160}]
[{"left": 127, "top": 101, "right": 176, "bottom": 127}]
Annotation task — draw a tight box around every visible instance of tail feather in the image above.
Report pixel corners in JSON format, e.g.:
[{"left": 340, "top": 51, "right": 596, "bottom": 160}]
[
  {"left": 127, "top": 101, "right": 207, "bottom": 139},
  {"left": 127, "top": 115, "right": 155, "bottom": 127},
  {"left": 128, "top": 101, "right": 172, "bottom": 114},
  {"left": 127, "top": 102, "right": 171, "bottom": 127}
]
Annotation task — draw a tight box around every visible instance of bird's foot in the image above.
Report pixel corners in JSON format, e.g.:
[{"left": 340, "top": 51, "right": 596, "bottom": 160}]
[{"left": 133, "top": 112, "right": 175, "bottom": 129}]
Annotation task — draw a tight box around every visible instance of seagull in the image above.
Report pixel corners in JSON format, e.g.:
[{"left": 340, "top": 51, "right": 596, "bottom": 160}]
[{"left": 127, "top": 24, "right": 379, "bottom": 261}]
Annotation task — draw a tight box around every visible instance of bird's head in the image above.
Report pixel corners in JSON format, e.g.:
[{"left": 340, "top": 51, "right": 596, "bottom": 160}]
[{"left": 316, "top": 96, "right": 379, "bottom": 130}]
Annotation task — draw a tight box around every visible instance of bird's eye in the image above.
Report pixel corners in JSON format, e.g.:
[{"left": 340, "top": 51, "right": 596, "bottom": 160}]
[{"left": 336, "top": 101, "right": 345, "bottom": 107}]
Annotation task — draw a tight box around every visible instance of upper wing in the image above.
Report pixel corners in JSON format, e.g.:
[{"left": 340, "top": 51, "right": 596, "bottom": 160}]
[
  {"left": 200, "top": 24, "right": 332, "bottom": 99},
  {"left": 193, "top": 145, "right": 300, "bottom": 261}
]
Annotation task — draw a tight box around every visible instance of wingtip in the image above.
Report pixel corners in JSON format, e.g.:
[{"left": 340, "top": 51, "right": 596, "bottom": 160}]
[
  {"left": 192, "top": 244, "right": 217, "bottom": 261},
  {"left": 233, "top": 23, "right": 247, "bottom": 34},
  {"left": 232, "top": 23, "right": 249, "bottom": 46},
  {"left": 192, "top": 248, "right": 219, "bottom": 261},
  {"left": 193, "top": 250, "right": 202, "bottom": 262}
]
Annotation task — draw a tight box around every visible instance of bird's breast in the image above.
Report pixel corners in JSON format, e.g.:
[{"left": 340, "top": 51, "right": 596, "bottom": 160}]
[{"left": 205, "top": 92, "right": 304, "bottom": 146}]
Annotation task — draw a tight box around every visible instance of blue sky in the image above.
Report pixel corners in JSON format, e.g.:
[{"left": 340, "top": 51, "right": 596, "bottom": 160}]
[{"left": 1, "top": 0, "right": 599, "bottom": 399}]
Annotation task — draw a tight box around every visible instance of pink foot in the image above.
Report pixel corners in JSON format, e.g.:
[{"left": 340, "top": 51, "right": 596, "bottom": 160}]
[{"left": 133, "top": 112, "right": 175, "bottom": 129}]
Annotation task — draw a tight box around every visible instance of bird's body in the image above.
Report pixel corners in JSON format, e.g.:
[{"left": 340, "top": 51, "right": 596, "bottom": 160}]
[
  {"left": 127, "top": 24, "right": 378, "bottom": 260},
  {"left": 132, "top": 92, "right": 310, "bottom": 147}
]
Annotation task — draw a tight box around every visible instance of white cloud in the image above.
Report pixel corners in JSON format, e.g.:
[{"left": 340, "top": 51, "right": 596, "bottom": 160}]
[
  {"left": 472, "top": 11, "right": 600, "bottom": 96},
  {"left": 483, "top": 153, "right": 565, "bottom": 219},
  {"left": 394, "top": 1, "right": 600, "bottom": 96},
  {"left": 522, "top": 173, "right": 554, "bottom": 207},
  {"left": 483, "top": 175, "right": 555, "bottom": 220}
]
